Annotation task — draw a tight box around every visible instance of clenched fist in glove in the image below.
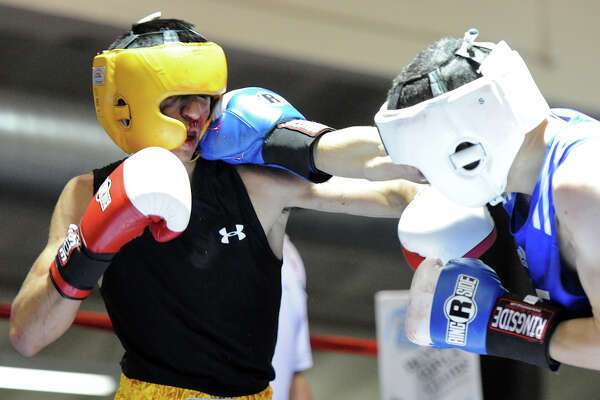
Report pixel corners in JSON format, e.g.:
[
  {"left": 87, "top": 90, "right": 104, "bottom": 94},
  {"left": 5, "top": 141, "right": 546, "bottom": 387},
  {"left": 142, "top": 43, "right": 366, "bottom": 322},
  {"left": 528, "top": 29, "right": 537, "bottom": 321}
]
[
  {"left": 406, "top": 257, "right": 564, "bottom": 370},
  {"left": 398, "top": 186, "right": 496, "bottom": 270},
  {"left": 49, "top": 147, "right": 192, "bottom": 300},
  {"left": 200, "top": 87, "right": 333, "bottom": 182}
]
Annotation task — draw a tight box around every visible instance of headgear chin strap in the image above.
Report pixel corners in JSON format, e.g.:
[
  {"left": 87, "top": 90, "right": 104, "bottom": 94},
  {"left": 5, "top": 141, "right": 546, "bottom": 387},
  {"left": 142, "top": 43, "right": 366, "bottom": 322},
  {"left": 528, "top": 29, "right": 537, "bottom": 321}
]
[
  {"left": 93, "top": 28, "right": 227, "bottom": 155},
  {"left": 375, "top": 34, "right": 550, "bottom": 207}
]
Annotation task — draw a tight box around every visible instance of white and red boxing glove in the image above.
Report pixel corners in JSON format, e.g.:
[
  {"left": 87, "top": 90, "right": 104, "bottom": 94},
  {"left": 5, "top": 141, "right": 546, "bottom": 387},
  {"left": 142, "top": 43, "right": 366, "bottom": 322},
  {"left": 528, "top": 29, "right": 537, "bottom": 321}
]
[
  {"left": 49, "top": 147, "right": 191, "bottom": 300},
  {"left": 398, "top": 186, "right": 496, "bottom": 270}
]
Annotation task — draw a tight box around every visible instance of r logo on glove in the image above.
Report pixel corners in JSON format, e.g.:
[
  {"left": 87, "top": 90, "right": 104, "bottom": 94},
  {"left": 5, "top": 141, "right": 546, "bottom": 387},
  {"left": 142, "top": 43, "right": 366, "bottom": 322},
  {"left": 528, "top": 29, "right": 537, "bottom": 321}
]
[{"left": 406, "top": 257, "right": 564, "bottom": 370}]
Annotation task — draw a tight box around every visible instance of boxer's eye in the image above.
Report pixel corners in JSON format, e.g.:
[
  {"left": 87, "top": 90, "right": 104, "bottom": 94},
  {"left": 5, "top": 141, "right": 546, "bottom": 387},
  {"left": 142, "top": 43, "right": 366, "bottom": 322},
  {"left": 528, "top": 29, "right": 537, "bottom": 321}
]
[{"left": 160, "top": 96, "right": 179, "bottom": 114}]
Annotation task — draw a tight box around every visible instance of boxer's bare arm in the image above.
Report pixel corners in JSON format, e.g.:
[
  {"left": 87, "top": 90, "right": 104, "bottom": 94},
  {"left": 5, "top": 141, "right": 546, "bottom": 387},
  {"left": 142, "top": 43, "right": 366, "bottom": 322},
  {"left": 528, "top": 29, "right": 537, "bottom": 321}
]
[
  {"left": 292, "top": 175, "right": 422, "bottom": 218},
  {"left": 238, "top": 165, "right": 423, "bottom": 268},
  {"left": 548, "top": 144, "right": 600, "bottom": 369},
  {"left": 314, "top": 127, "right": 425, "bottom": 183},
  {"left": 9, "top": 173, "right": 93, "bottom": 356},
  {"left": 289, "top": 372, "right": 311, "bottom": 400},
  {"left": 240, "top": 164, "right": 422, "bottom": 225}
]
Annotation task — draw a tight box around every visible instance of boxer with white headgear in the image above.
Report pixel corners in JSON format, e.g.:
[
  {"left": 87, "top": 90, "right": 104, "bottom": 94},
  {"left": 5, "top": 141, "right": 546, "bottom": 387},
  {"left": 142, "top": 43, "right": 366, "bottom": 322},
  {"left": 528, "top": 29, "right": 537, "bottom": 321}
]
[
  {"left": 375, "top": 29, "right": 549, "bottom": 207},
  {"left": 378, "top": 28, "right": 600, "bottom": 373}
]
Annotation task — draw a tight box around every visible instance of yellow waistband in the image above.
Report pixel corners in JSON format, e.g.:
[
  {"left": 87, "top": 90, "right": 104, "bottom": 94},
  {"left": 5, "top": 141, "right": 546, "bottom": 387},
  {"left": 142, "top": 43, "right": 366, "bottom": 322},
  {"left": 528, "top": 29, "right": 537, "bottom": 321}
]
[{"left": 113, "top": 374, "right": 272, "bottom": 400}]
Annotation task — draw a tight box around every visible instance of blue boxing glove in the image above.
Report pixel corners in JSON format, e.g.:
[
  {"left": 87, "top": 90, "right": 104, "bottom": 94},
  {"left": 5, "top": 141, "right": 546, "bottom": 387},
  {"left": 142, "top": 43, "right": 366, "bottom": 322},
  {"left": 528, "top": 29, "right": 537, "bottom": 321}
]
[
  {"left": 200, "top": 87, "right": 333, "bottom": 183},
  {"left": 406, "top": 258, "right": 564, "bottom": 370}
]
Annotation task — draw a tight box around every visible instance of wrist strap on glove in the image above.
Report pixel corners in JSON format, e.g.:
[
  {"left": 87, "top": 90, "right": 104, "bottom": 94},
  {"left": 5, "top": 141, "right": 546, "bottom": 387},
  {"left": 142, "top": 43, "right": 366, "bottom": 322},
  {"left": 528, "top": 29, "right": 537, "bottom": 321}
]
[
  {"left": 262, "top": 119, "right": 333, "bottom": 183},
  {"left": 486, "top": 292, "right": 563, "bottom": 370},
  {"left": 49, "top": 224, "right": 114, "bottom": 300}
]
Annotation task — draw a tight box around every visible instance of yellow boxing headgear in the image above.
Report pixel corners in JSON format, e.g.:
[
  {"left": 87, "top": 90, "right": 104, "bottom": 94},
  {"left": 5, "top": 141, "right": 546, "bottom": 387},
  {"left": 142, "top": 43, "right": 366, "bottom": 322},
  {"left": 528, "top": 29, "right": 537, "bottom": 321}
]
[{"left": 92, "top": 42, "right": 227, "bottom": 154}]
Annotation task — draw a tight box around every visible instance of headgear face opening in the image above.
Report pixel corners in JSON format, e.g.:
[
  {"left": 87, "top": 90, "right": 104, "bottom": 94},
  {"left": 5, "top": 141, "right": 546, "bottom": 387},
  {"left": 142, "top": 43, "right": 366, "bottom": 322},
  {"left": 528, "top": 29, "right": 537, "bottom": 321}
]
[
  {"left": 375, "top": 36, "right": 549, "bottom": 207},
  {"left": 92, "top": 37, "right": 227, "bottom": 154}
]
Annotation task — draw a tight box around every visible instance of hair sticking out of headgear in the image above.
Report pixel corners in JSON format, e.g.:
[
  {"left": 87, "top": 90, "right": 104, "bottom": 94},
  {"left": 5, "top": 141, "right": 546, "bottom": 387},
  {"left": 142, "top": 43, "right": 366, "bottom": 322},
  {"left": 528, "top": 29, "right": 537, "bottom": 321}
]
[
  {"left": 163, "top": 30, "right": 180, "bottom": 43},
  {"left": 108, "top": 16, "right": 209, "bottom": 50},
  {"left": 427, "top": 69, "right": 448, "bottom": 97},
  {"left": 375, "top": 34, "right": 550, "bottom": 207},
  {"left": 426, "top": 29, "right": 480, "bottom": 99}
]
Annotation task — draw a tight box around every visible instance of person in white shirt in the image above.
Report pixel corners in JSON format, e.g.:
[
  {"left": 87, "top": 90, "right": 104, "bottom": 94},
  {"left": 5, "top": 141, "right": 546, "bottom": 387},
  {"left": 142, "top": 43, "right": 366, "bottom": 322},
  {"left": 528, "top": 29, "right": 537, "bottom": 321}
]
[{"left": 271, "top": 235, "right": 313, "bottom": 400}]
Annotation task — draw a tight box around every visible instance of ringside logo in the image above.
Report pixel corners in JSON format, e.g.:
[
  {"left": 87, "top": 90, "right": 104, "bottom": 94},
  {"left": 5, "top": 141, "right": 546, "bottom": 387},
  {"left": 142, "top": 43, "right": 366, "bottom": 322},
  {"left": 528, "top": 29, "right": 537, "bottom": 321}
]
[
  {"left": 96, "top": 178, "right": 112, "bottom": 211},
  {"left": 58, "top": 224, "right": 81, "bottom": 266},
  {"left": 444, "top": 274, "right": 479, "bottom": 346},
  {"left": 489, "top": 298, "right": 551, "bottom": 342}
]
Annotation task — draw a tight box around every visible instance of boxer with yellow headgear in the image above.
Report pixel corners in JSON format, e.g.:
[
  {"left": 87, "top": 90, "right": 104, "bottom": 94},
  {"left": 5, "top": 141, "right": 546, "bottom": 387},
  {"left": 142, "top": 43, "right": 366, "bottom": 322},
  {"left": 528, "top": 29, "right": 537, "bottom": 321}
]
[{"left": 92, "top": 14, "right": 227, "bottom": 156}]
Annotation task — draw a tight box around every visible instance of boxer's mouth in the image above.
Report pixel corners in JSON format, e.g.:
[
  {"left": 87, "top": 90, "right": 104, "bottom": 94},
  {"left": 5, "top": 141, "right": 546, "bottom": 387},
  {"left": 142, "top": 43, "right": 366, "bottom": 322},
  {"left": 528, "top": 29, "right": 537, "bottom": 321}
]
[
  {"left": 185, "top": 121, "right": 202, "bottom": 144},
  {"left": 185, "top": 131, "right": 198, "bottom": 144}
]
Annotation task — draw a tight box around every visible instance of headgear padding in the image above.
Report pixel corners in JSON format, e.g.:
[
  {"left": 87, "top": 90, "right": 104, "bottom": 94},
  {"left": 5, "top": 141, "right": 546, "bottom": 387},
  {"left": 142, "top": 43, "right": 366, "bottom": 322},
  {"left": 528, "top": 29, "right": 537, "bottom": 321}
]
[
  {"left": 93, "top": 41, "right": 227, "bottom": 154},
  {"left": 375, "top": 39, "right": 549, "bottom": 207}
]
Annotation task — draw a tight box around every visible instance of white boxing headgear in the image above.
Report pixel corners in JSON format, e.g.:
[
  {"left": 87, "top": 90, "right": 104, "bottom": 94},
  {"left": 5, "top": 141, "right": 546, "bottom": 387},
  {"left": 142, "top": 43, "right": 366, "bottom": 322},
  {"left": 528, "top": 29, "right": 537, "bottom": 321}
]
[{"left": 375, "top": 31, "right": 550, "bottom": 207}]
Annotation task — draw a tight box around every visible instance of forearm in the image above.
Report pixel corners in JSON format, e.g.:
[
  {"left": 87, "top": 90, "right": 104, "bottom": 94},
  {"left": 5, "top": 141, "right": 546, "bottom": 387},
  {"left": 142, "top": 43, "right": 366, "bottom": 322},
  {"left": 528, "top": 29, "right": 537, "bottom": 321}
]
[
  {"left": 313, "top": 127, "right": 425, "bottom": 182},
  {"left": 313, "top": 127, "right": 383, "bottom": 178},
  {"left": 549, "top": 316, "right": 600, "bottom": 370},
  {"left": 294, "top": 177, "right": 423, "bottom": 218},
  {"left": 289, "top": 372, "right": 311, "bottom": 400},
  {"left": 9, "top": 251, "right": 81, "bottom": 356}
]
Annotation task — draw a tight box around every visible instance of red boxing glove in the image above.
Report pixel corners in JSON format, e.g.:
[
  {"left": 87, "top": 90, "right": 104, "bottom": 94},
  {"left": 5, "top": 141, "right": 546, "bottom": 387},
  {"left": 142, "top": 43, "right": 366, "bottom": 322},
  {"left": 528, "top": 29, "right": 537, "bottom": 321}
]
[
  {"left": 398, "top": 186, "right": 496, "bottom": 270},
  {"left": 50, "top": 147, "right": 192, "bottom": 300}
]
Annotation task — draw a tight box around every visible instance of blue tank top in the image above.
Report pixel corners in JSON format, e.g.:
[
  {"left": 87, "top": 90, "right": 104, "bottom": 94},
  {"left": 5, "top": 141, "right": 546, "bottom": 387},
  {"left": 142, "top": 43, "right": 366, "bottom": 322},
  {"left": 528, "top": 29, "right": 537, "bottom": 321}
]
[{"left": 503, "top": 109, "right": 600, "bottom": 317}]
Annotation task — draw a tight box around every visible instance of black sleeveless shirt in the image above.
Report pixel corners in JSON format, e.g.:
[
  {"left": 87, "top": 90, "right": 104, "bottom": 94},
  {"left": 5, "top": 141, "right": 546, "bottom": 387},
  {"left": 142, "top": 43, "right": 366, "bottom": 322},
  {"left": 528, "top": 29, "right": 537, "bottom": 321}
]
[{"left": 94, "top": 158, "right": 283, "bottom": 396}]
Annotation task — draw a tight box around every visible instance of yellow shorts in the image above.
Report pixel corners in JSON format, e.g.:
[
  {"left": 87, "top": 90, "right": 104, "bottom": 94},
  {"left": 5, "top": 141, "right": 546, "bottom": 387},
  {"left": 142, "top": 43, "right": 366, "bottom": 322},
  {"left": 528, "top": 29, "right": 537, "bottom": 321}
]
[{"left": 113, "top": 374, "right": 272, "bottom": 400}]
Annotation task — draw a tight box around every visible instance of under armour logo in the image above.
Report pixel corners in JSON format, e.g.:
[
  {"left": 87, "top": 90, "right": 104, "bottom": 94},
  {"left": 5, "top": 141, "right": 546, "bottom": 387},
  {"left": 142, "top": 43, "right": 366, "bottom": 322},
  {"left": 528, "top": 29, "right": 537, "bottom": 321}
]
[{"left": 219, "top": 225, "right": 246, "bottom": 244}]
